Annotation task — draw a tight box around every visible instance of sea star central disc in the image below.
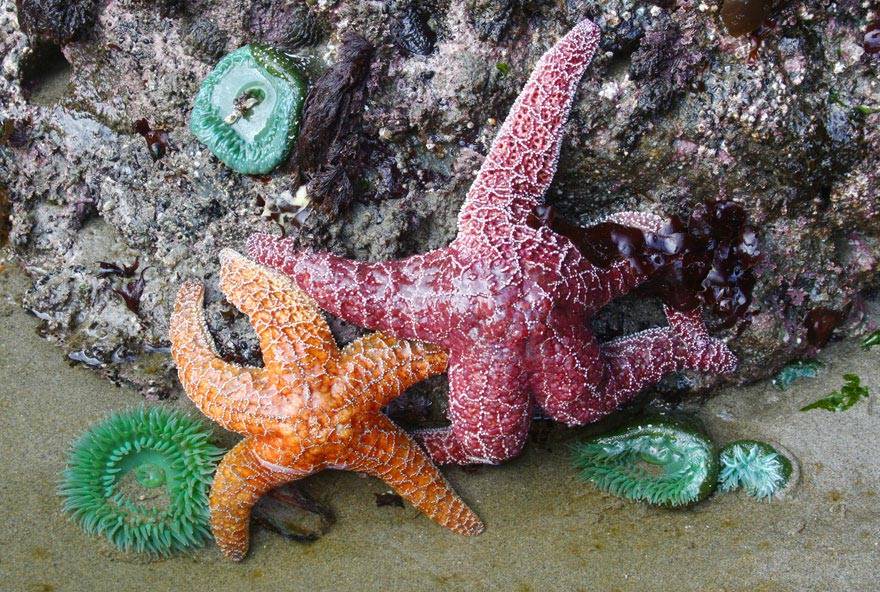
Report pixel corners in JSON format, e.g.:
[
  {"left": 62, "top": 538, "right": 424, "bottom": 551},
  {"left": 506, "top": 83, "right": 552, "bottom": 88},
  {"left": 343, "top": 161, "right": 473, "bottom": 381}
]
[{"left": 169, "top": 250, "right": 482, "bottom": 560}]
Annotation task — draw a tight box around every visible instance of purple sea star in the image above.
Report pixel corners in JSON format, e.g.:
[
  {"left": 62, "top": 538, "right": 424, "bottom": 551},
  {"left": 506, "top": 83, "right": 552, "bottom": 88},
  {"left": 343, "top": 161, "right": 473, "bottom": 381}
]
[{"left": 249, "top": 20, "right": 737, "bottom": 465}]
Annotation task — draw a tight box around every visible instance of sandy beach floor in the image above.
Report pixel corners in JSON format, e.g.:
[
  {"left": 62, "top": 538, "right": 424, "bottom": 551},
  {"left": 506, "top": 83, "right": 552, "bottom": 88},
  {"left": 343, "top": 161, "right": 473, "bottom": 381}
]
[{"left": 1, "top": 263, "right": 877, "bottom": 592}]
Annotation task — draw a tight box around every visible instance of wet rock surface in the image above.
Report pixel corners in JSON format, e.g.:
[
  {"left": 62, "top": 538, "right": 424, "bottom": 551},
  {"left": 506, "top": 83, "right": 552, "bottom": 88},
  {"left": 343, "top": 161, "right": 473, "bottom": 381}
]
[
  {"left": 253, "top": 483, "right": 336, "bottom": 543},
  {"left": 1, "top": 0, "right": 878, "bottom": 410}
]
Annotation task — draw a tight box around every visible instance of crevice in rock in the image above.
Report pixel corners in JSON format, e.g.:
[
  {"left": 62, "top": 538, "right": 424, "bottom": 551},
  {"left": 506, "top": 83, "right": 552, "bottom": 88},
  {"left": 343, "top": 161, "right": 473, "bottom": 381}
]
[
  {"left": 0, "top": 186, "right": 11, "bottom": 247},
  {"left": 20, "top": 41, "right": 72, "bottom": 106}
]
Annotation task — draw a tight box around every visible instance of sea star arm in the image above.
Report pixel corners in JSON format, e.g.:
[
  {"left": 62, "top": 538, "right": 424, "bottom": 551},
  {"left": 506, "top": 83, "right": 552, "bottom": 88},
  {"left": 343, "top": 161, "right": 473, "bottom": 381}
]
[
  {"left": 247, "top": 233, "right": 457, "bottom": 344},
  {"left": 529, "top": 307, "right": 737, "bottom": 426},
  {"left": 414, "top": 344, "right": 531, "bottom": 465},
  {"left": 218, "top": 249, "right": 338, "bottom": 379},
  {"left": 341, "top": 414, "right": 484, "bottom": 535},
  {"left": 339, "top": 332, "right": 449, "bottom": 412},
  {"left": 456, "top": 19, "right": 601, "bottom": 239},
  {"left": 170, "top": 281, "right": 285, "bottom": 434},
  {"left": 210, "top": 437, "right": 313, "bottom": 561}
]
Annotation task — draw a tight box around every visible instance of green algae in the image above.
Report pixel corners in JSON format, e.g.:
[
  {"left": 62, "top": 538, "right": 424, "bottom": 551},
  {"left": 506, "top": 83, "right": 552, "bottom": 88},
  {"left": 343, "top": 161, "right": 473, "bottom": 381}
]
[
  {"left": 801, "top": 373, "right": 870, "bottom": 412},
  {"left": 862, "top": 329, "right": 880, "bottom": 350},
  {"left": 190, "top": 44, "right": 306, "bottom": 174}
]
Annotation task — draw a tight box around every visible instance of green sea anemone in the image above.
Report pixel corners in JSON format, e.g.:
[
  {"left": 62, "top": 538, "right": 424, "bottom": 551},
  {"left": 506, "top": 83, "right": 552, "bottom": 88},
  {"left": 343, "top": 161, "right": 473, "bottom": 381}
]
[
  {"left": 772, "top": 359, "right": 823, "bottom": 390},
  {"left": 572, "top": 416, "right": 718, "bottom": 507},
  {"left": 718, "top": 440, "right": 792, "bottom": 500},
  {"left": 862, "top": 329, "right": 880, "bottom": 350},
  {"left": 59, "top": 406, "right": 224, "bottom": 556},
  {"left": 190, "top": 44, "right": 307, "bottom": 174}
]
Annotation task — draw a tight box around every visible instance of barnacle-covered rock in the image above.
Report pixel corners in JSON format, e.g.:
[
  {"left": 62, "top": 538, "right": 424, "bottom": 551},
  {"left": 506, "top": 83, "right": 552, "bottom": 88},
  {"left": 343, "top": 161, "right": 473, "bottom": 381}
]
[
  {"left": 15, "top": 0, "right": 98, "bottom": 43},
  {"left": 624, "top": 14, "right": 705, "bottom": 150},
  {"left": 129, "top": 0, "right": 186, "bottom": 17},
  {"left": 465, "top": 0, "right": 514, "bottom": 42},
  {"left": 391, "top": 3, "right": 437, "bottom": 56},
  {"left": 248, "top": 0, "right": 325, "bottom": 51},
  {"left": 190, "top": 44, "right": 307, "bottom": 175},
  {"left": 183, "top": 17, "right": 229, "bottom": 63},
  {"left": 2, "top": 0, "right": 880, "bottom": 405},
  {"left": 599, "top": 18, "right": 645, "bottom": 57},
  {"left": 154, "top": 0, "right": 186, "bottom": 17}
]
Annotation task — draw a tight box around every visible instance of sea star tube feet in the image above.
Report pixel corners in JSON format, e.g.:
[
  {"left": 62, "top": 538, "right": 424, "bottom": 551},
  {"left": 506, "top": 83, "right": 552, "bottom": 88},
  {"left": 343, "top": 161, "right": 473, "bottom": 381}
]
[
  {"left": 248, "top": 19, "right": 737, "bottom": 466},
  {"left": 169, "top": 249, "right": 482, "bottom": 560}
]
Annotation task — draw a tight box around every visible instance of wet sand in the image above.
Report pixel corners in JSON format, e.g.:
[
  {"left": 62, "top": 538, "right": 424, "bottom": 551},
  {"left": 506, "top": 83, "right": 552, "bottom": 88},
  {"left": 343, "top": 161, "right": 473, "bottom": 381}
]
[{"left": 1, "top": 263, "right": 877, "bottom": 592}]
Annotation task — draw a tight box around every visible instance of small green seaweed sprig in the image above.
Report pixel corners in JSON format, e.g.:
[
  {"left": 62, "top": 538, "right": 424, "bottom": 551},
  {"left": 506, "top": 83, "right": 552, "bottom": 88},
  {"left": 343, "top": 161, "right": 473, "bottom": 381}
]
[
  {"left": 800, "top": 374, "right": 870, "bottom": 412},
  {"left": 862, "top": 330, "right": 880, "bottom": 351},
  {"left": 829, "top": 90, "right": 880, "bottom": 117}
]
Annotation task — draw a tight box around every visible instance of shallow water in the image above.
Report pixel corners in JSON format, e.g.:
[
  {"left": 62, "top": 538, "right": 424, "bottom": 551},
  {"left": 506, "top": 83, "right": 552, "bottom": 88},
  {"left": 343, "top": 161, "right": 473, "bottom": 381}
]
[{"left": 1, "top": 264, "right": 877, "bottom": 592}]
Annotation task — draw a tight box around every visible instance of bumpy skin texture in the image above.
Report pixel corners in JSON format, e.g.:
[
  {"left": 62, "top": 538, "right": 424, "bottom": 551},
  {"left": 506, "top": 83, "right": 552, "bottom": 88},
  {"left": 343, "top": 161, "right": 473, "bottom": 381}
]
[
  {"left": 248, "top": 20, "right": 736, "bottom": 466},
  {"left": 169, "top": 249, "right": 482, "bottom": 561}
]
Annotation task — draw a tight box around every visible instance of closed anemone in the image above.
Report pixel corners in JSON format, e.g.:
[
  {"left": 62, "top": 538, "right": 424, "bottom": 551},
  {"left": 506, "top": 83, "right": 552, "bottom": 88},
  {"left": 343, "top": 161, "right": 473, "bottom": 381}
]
[
  {"left": 773, "top": 359, "right": 822, "bottom": 390},
  {"left": 718, "top": 440, "right": 792, "bottom": 500},
  {"left": 58, "top": 406, "right": 224, "bottom": 556},
  {"left": 571, "top": 416, "right": 718, "bottom": 507},
  {"left": 189, "top": 44, "right": 307, "bottom": 175}
]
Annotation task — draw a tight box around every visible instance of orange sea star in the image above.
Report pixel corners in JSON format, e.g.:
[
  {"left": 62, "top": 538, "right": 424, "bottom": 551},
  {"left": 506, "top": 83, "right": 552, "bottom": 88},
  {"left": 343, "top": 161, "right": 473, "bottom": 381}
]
[{"left": 169, "top": 249, "right": 483, "bottom": 560}]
